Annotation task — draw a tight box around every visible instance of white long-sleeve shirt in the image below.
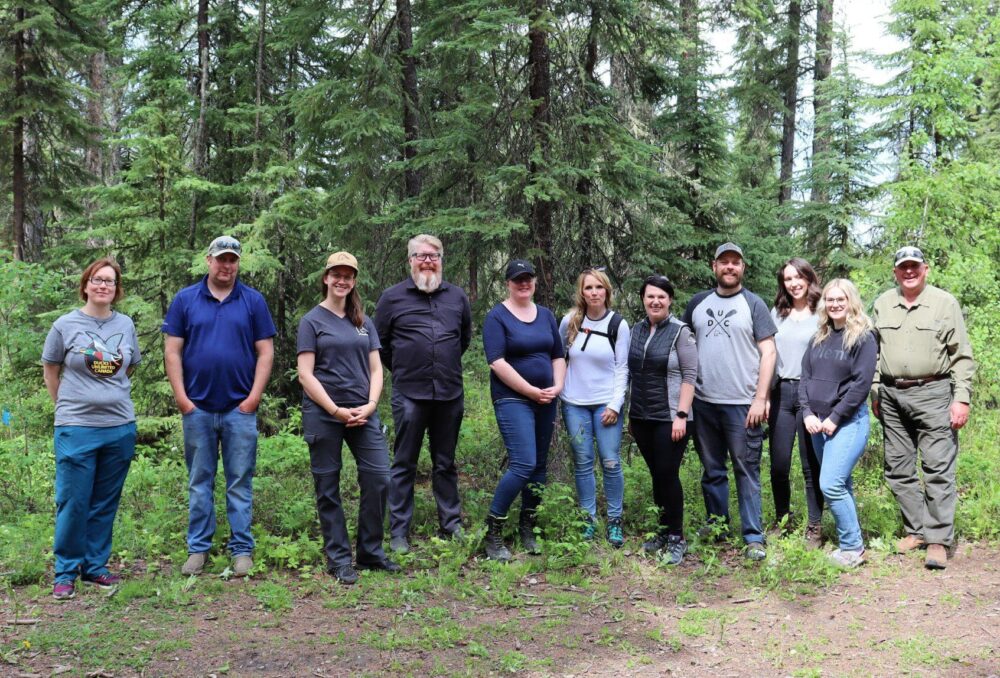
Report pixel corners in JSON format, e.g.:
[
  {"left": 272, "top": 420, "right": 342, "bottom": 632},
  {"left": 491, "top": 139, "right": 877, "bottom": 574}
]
[{"left": 558, "top": 311, "right": 630, "bottom": 413}]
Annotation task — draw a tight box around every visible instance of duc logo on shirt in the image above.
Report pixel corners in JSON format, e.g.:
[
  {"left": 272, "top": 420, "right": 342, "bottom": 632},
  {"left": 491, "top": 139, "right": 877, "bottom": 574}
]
[
  {"left": 356, "top": 326, "right": 369, "bottom": 337},
  {"left": 705, "top": 308, "right": 737, "bottom": 338},
  {"left": 79, "top": 331, "right": 124, "bottom": 378}
]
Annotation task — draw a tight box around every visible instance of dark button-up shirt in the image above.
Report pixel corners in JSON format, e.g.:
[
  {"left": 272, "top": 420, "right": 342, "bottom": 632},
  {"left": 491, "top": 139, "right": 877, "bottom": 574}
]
[{"left": 374, "top": 278, "right": 472, "bottom": 400}]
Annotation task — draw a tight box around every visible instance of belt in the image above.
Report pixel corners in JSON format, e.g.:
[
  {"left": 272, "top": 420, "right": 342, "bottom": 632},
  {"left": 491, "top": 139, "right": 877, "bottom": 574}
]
[{"left": 882, "top": 374, "right": 949, "bottom": 389}]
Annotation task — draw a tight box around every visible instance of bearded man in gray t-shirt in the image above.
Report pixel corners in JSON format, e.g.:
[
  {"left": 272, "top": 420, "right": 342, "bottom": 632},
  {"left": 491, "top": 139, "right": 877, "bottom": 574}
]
[{"left": 681, "top": 243, "right": 777, "bottom": 561}]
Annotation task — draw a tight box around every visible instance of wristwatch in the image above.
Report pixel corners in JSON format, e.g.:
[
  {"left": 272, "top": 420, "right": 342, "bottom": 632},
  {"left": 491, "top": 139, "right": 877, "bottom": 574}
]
[{"left": 676, "top": 410, "right": 688, "bottom": 419}]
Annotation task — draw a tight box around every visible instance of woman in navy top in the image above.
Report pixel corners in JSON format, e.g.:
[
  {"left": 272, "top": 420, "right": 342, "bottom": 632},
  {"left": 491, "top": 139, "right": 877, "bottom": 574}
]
[
  {"left": 481, "top": 259, "right": 566, "bottom": 561},
  {"left": 799, "top": 278, "right": 877, "bottom": 568}
]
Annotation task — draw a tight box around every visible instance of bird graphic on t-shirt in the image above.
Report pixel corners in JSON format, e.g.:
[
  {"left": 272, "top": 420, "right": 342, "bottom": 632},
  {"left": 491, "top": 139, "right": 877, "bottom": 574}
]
[{"left": 79, "top": 332, "right": 124, "bottom": 364}]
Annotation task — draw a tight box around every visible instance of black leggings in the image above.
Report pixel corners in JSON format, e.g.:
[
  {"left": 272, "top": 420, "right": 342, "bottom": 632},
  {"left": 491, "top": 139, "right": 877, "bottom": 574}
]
[
  {"left": 768, "top": 379, "right": 823, "bottom": 523},
  {"left": 631, "top": 419, "right": 689, "bottom": 536}
]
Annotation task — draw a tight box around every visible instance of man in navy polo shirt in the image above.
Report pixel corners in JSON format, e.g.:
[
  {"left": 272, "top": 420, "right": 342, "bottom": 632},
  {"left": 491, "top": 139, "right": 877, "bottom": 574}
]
[{"left": 163, "top": 236, "right": 276, "bottom": 577}]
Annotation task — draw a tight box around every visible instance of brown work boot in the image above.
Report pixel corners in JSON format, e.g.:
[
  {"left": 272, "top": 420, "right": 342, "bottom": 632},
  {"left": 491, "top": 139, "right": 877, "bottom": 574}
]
[
  {"left": 925, "top": 544, "right": 947, "bottom": 570},
  {"left": 896, "top": 534, "right": 925, "bottom": 553}
]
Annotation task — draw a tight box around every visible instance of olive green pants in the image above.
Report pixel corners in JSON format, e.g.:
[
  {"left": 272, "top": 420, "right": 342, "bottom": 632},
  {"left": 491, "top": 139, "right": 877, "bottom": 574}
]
[{"left": 879, "top": 379, "right": 958, "bottom": 547}]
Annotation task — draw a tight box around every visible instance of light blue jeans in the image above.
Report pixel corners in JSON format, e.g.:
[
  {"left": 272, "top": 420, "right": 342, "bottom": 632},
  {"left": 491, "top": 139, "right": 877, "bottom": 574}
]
[
  {"left": 812, "top": 407, "right": 870, "bottom": 552},
  {"left": 561, "top": 402, "right": 624, "bottom": 519},
  {"left": 182, "top": 407, "right": 258, "bottom": 555},
  {"left": 53, "top": 423, "right": 136, "bottom": 583}
]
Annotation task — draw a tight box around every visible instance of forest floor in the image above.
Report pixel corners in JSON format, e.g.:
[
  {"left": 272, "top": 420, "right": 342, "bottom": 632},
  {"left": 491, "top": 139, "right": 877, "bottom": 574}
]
[{"left": 3, "top": 539, "right": 999, "bottom": 677}]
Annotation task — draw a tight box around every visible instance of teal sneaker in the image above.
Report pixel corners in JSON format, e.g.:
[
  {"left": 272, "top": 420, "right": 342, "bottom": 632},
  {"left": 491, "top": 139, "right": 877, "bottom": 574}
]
[
  {"left": 582, "top": 515, "right": 597, "bottom": 541},
  {"left": 606, "top": 517, "right": 624, "bottom": 549}
]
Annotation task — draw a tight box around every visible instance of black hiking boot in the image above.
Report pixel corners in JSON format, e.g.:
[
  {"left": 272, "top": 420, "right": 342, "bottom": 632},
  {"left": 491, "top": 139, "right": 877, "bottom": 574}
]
[{"left": 484, "top": 514, "right": 512, "bottom": 562}]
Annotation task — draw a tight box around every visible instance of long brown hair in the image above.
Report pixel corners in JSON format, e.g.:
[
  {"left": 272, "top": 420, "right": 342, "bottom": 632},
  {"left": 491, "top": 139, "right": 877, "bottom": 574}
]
[
  {"left": 320, "top": 271, "right": 365, "bottom": 328},
  {"left": 565, "top": 269, "right": 614, "bottom": 349},
  {"left": 773, "top": 257, "right": 821, "bottom": 317}
]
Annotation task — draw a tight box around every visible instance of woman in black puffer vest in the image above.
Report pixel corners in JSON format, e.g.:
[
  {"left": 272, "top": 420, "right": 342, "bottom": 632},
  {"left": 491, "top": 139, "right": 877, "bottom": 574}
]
[{"left": 628, "top": 275, "right": 698, "bottom": 565}]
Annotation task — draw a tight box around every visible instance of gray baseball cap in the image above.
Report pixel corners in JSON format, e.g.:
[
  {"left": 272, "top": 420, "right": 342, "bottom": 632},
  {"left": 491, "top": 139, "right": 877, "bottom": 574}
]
[{"left": 714, "top": 242, "right": 745, "bottom": 260}]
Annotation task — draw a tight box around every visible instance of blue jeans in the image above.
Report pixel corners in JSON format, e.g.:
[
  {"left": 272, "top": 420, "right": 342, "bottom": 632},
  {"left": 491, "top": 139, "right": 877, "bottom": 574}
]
[
  {"left": 562, "top": 402, "right": 624, "bottom": 518},
  {"left": 812, "top": 407, "right": 870, "bottom": 552},
  {"left": 489, "top": 398, "right": 557, "bottom": 517},
  {"left": 182, "top": 407, "right": 258, "bottom": 555},
  {"left": 53, "top": 423, "right": 136, "bottom": 583},
  {"left": 692, "top": 399, "right": 764, "bottom": 543}
]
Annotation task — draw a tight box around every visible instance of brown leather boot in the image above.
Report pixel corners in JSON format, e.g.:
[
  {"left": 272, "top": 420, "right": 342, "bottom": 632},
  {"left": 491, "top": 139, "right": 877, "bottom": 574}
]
[{"left": 925, "top": 544, "right": 948, "bottom": 569}]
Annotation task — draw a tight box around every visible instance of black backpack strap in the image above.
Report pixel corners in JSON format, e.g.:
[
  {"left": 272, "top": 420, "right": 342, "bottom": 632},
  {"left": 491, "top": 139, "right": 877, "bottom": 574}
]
[{"left": 607, "top": 312, "right": 623, "bottom": 348}]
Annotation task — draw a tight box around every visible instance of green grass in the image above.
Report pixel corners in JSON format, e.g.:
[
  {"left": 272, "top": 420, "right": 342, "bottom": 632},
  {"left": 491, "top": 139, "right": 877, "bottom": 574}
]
[{"left": 1, "top": 371, "right": 998, "bottom": 676}]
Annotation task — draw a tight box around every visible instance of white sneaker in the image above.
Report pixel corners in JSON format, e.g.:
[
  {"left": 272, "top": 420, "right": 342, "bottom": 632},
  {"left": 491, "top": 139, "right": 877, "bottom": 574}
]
[{"left": 828, "top": 548, "right": 865, "bottom": 568}]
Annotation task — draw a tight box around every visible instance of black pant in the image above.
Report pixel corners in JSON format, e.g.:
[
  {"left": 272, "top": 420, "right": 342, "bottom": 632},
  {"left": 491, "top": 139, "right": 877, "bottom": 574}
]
[
  {"left": 303, "top": 408, "right": 390, "bottom": 570},
  {"left": 768, "top": 380, "right": 823, "bottom": 524},
  {"left": 388, "top": 392, "right": 464, "bottom": 538},
  {"left": 631, "top": 419, "right": 689, "bottom": 536}
]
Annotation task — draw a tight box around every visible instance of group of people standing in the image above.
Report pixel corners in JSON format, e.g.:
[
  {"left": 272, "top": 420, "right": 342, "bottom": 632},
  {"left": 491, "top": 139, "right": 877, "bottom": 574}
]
[{"left": 42, "top": 235, "right": 974, "bottom": 599}]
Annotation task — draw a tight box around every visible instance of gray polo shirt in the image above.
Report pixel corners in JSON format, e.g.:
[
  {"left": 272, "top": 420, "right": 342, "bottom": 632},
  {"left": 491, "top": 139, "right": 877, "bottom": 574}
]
[{"left": 42, "top": 309, "right": 141, "bottom": 427}]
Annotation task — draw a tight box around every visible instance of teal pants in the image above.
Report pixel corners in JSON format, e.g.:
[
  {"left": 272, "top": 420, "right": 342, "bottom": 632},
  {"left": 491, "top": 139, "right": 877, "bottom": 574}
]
[{"left": 53, "top": 423, "right": 136, "bottom": 583}]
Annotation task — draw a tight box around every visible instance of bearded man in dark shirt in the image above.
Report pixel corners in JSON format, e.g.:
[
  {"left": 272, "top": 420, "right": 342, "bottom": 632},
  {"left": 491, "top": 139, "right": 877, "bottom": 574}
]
[{"left": 374, "top": 235, "right": 473, "bottom": 553}]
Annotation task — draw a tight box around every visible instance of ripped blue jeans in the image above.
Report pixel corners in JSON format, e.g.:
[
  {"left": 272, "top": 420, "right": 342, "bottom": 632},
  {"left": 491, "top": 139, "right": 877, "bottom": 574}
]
[{"left": 561, "top": 402, "right": 624, "bottom": 518}]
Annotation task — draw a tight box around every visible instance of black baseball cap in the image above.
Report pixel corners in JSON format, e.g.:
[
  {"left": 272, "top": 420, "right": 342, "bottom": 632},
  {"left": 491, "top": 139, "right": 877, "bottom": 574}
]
[{"left": 505, "top": 259, "right": 536, "bottom": 280}]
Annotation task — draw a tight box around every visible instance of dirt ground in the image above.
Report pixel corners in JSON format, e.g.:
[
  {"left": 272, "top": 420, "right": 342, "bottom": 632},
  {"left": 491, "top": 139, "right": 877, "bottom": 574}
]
[{"left": 3, "top": 543, "right": 999, "bottom": 677}]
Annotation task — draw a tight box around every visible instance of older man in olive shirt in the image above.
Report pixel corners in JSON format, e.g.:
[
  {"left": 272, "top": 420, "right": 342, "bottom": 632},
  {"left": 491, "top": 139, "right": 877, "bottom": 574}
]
[
  {"left": 871, "top": 246, "right": 975, "bottom": 570},
  {"left": 375, "top": 235, "right": 472, "bottom": 554}
]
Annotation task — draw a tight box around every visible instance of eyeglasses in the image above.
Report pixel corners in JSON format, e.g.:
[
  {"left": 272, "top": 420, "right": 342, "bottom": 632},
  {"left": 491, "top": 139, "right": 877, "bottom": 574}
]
[
  {"left": 410, "top": 253, "right": 442, "bottom": 262},
  {"left": 582, "top": 266, "right": 606, "bottom": 273},
  {"left": 824, "top": 296, "right": 847, "bottom": 305},
  {"left": 89, "top": 277, "right": 117, "bottom": 288},
  {"left": 328, "top": 272, "right": 356, "bottom": 281}
]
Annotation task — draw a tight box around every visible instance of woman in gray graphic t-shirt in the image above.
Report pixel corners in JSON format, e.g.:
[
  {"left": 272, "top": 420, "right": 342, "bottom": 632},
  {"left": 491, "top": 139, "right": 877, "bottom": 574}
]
[{"left": 42, "top": 257, "right": 141, "bottom": 600}]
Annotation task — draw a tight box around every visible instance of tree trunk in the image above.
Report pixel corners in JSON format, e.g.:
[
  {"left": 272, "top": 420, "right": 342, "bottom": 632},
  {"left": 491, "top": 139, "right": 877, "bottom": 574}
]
[
  {"left": 810, "top": 0, "right": 833, "bottom": 205},
  {"left": 252, "top": 0, "right": 266, "bottom": 174},
  {"left": 12, "top": 8, "right": 27, "bottom": 261},
  {"left": 574, "top": 4, "right": 599, "bottom": 270},
  {"left": 189, "top": 0, "right": 210, "bottom": 250},
  {"left": 778, "top": 0, "right": 800, "bottom": 205},
  {"left": 397, "top": 0, "right": 421, "bottom": 198},
  {"left": 678, "top": 0, "right": 700, "bottom": 181},
  {"left": 86, "top": 19, "right": 107, "bottom": 182},
  {"left": 528, "top": 0, "right": 554, "bottom": 309}
]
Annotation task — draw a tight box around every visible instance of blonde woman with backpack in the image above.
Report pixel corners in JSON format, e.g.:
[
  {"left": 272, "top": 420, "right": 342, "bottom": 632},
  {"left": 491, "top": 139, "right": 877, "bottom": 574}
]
[{"left": 559, "top": 268, "right": 630, "bottom": 547}]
